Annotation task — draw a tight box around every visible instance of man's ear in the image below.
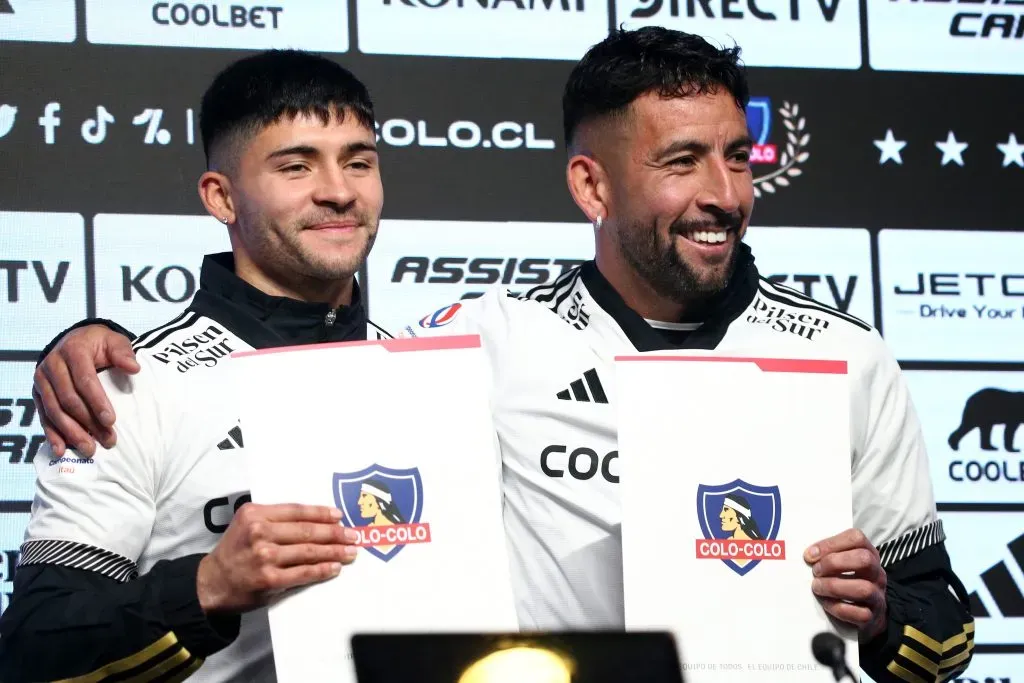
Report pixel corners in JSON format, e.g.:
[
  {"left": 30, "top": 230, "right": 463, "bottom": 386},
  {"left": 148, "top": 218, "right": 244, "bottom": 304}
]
[
  {"left": 198, "top": 171, "right": 235, "bottom": 226},
  {"left": 566, "top": 151, "right": 611, "bottom": 228}
]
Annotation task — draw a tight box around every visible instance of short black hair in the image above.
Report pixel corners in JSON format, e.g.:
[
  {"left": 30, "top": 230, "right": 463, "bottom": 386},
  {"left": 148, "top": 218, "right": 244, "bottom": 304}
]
[
  {"left": 199, "top": 49, "right": 375, "bottom": 167},
  {"left": 562, "top": 27, "right": 749, "bottom": 148}
]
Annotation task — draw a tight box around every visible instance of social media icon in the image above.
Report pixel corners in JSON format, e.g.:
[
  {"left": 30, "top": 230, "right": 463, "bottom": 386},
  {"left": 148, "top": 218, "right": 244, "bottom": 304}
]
[
  {"left": 132, "top": 108, "right": 170, "bottom": 145},
  {"left": 81, "top": 105, "right": 114, "bottom": 144},
  {"left": 38, "top": 102, "right": 60, "bottom": 144},
  {"left": 0, "top": 104, "right": 17, "bottom": 139}
]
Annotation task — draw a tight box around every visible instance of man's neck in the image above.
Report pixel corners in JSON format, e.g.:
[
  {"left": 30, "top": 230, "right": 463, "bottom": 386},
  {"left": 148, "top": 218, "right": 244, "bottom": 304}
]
[
  {"left": 233, "top": 253, "right": 355, "bottom": 309},
  {"left": 595, "top": 251, "right": 688, "bottom": 323}
]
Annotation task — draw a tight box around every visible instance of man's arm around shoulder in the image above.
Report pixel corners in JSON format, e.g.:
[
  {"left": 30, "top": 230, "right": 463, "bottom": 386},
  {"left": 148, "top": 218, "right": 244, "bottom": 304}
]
[
  {"left": 1, "top": 364, "right": 237, "bottom": 682},
  {"left": 34, "top": 318, "right": 140, "bottom": 457}
]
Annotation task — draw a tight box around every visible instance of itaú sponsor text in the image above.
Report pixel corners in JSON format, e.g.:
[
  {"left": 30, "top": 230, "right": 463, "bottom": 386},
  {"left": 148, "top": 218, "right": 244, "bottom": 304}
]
[
  {"left": 374, "top": 118, "right": 555, "bottom": 150},
  {"left": 696, "top": 539, "right": 786, "bottom": 561},
  {"left": 351, "top": 522, "right": 432, "bottom": 547}
]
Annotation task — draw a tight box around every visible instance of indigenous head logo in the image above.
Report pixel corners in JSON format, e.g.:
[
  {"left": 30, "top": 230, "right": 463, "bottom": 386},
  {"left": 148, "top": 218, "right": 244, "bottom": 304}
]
[
  {"left": 333, "top": 464, "right": 432, "bottom": 562},
  {"left": 696, "top": 479, "right": 785, "bottom": 576}
]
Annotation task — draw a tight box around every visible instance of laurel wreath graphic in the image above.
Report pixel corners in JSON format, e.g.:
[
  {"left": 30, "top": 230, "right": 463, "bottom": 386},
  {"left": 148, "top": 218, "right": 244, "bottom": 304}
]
[{"left": 752, "top": 101, "right": 809, "bottom": 199}]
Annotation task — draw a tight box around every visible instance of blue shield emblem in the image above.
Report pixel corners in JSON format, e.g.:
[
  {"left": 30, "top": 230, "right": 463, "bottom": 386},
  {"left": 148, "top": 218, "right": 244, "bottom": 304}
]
[
  {"left": 745, "top": 97, "right": 772, "bottom": 145},
  {"left": 696, "top": 479, "right": 782, "bottom": 576},
  {"left": 334, "top": 464, "right": 426, "bottom": 562}
]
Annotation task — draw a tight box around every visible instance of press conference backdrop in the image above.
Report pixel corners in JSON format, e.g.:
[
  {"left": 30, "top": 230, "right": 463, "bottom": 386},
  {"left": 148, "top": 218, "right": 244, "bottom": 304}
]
[{"left": 1, "top": 0, "right": 1022, "bottom": 678}]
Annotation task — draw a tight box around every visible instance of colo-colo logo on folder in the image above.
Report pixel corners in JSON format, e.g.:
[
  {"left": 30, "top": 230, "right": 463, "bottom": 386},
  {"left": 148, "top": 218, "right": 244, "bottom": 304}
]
[
  {"left": 696, "top": 479, "right": 786, "bottom": 576},
  {"left": 334, "top": 464, "right": 432, "bottom": 562}
]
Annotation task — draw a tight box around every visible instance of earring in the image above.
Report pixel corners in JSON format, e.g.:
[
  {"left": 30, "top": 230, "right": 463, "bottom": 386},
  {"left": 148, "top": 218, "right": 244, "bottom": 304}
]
[
  {"left": 595, "top": 215, "right": 603, "bottom": 231},
  {"left": 220, "top": 217, "right": 229, "bottom": 224}
]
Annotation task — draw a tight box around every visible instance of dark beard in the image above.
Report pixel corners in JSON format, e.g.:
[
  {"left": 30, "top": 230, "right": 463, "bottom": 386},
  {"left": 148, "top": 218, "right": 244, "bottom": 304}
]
[
  {"left": 615, "top": 216, "right": 741, "bottom": 311},
  {"left": 239, "top": 205, "right": 378, "bottom": 283}
]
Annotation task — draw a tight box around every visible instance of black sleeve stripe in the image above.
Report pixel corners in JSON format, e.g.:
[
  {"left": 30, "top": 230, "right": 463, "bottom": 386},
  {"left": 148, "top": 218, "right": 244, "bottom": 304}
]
[
  {"left": 939, "top": 648, "right": 973, "bottom": 677},
  {"left": 132, "top": 312, "right": 201, "bottom": 353},
  {"left": 522, "top": 268, "right": 579, "bottom": 306},
  {"left": 905, "top": 624, "right": 942, "bottom": 656},
  {"left": 878, "top": 520, "right": 945, "bottom": 569},
  {"left": 117, "top": 642, "right": 197, "bottom": 683},
  {"left": 937, "top": 622, "right": 975, "bottom": 682},
  {"left": 366, "top": 320, "right": 393, "bottom": 340},
  {"left": 758, "top": 278, "right": 872, "bottom": 329},
  {"left": 896, "top": 643, "right": 937, "bottom": 678},
  {"left": 885, "top": 662, "right": 926, "bottom": 683},
  {"left": 943, "top": 626, "right": 971, "bottom": 651},
  {"left": 83, "top": 554, "right": 131, "bottom": 577},
  {"left": 52, "top": 632, "right": 202, "bottom": 683},
  {"left": 158, "top": 658, "right": 203, "bottom": 683},
  {"left": 942, "top": 665, "right": 970, "bottom": 683},
  {"left": 756, "top": 281, "right": 872, "bottom": 332},
  {"left": 886, "top": 622, "right": 974, "bottom": 683},
  {"left": 20, "top": 540, "right": 139, "bottom": 583},
  {"left": 130, "top": 310, "right": 191, "bottom": 350},
  {"left": 888, "top": 533, "right": 913, "bottom": 570}
]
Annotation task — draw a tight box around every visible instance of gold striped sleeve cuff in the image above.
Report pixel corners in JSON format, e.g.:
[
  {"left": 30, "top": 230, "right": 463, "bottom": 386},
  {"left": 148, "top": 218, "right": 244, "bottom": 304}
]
[
  {"left": 886, "top": 621, "right": 975, "bottom": 683},
  {"left": 52, "top": 632, "right": 204, "bottom": 683}
]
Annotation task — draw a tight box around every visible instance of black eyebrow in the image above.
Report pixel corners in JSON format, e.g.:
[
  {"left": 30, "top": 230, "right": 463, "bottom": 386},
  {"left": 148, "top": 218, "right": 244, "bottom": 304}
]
[
  {"left": 265, "top": 141, "right": 378, "bottom": 162},
  {"left": 266, "top": 144, "right": 318, "bottom": 162},
  {"left": 654, "top": 139, "right": 710, "bottom": 161},
  {"left": 344, "top": 141, "right": 378, "bottom": 156},
  {"left": 726, "top": 135, "right": 755, "bottom": 155},
  {"left": 654, "top": 135, "right": 755, "bottom": 162}
]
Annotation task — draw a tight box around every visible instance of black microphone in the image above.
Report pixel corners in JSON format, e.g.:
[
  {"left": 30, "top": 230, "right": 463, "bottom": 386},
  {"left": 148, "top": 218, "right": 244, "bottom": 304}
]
[{"left": 812, "top": 632, "right": 856, "bottom": 682}]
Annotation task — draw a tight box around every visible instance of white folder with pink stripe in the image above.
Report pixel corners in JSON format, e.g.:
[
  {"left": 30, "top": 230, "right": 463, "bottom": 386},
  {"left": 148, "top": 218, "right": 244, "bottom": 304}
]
[{"left": 232, "top": 335, "right": 518, "bottom": 683}]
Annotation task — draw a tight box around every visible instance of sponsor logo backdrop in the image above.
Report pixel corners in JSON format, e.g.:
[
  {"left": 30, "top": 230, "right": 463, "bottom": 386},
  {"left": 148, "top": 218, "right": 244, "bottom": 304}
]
[
  {"left": 93, "top": 213, "right": 231, "bottom": 333},
  {"left": 742, "top": 226, "right": 875, "bottom": 325},
  {"left": 366, "top": 219, "right": 594, "bottom": 333},
  {"left": 1, "top": 3, "right": 1020, "bottom": 676},
  {"left": 84, "top": 1, "right": 349, "bottom": 52},
  {"left": 0, "top": 362, "right": 46, "bottom": 505}
]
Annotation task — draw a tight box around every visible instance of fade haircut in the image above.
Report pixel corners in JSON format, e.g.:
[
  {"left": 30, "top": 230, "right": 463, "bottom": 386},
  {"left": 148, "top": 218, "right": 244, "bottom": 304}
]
[
  {"left": 199, "top": 49, "right": 375, "bottom": 170},
  {"left": 562, "top": 27, "right": 749, "bottom": 149}
]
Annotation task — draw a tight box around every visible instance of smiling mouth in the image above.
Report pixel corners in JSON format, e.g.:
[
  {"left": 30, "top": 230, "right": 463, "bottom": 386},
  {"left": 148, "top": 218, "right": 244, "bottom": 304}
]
[
  {"left": 308, "top": 222, "right": 359, "bottom": 231},
  {"left": 684, "top": 229, "right": 730, "bottom": 245}
]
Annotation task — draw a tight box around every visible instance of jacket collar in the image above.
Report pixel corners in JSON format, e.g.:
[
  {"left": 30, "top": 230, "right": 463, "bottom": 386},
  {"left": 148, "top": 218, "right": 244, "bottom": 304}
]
[
  {"left": 188, "top": 252, "right": 369, "bottom": 348},
  {"left": 580, "top": 242, "right": 759, "bottom": 351}
]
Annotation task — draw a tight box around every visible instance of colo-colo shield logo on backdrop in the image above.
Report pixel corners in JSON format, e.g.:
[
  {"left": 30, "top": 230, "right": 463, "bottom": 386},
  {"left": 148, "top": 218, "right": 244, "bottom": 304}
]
[
  {"left": 334, "top": 464, "right": 432, "bottom": 562},
  {"left": 696, "top": 479, "right": 786, "bottom": 576},
  {"left": 744, "top": 96, "right": 810, "bottom": 200}
]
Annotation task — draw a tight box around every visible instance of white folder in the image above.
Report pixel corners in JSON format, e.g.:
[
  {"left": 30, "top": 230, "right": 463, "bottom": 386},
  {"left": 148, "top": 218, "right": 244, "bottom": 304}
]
[
  {"left": 233, "top": 335, "right": 519, "bottom": 683},
  {"left": 616, "top": 352, "right": 858, "bottom": 681}
]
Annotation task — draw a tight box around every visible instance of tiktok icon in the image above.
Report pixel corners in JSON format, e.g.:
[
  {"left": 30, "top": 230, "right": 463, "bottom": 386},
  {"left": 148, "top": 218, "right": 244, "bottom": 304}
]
[{"left": 81, "top": 105, "right": 115, "bottom": 144}]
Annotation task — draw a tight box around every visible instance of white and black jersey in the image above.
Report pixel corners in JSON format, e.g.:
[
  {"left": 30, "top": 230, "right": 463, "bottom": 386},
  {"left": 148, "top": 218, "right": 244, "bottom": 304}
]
[
  {"left": 402, "top": 243, "right": 975, "bottom": 683},
  {"left": 0, "top": 252, "right": 389, "bottom": 683}
]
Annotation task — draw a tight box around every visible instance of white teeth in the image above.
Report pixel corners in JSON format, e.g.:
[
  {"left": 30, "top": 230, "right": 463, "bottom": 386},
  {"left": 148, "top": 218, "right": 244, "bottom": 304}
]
[{"left": 688, "top": 230, "right": 727, "bottom": 244}]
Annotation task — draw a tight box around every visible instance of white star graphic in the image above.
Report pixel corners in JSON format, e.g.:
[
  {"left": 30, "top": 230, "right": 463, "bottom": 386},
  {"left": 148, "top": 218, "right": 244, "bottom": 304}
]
[
  {"left": 935, "top": 131, "right": 968, "bottom": 167},
  {"left": 873, "top": 129, "right": 906, "bottom": 165},
  {"left": 996, "top": 133, "right": 1024, "bottom": 168}
]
